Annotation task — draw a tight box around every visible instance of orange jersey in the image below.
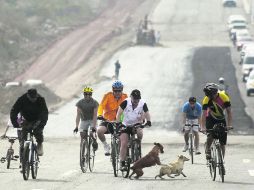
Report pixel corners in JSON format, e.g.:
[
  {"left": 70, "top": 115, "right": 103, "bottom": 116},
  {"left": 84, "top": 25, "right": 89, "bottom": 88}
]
[{"left": 98, "top": 92, "right": 127, "bottom": 121}]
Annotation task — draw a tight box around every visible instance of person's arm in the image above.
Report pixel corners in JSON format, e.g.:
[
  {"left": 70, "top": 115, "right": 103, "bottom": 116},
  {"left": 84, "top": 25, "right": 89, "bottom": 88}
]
[
  {"left": 92, "top": 105, "right": 98, "bottom": 129},
  {"left": 10, "top": 98, "right": 21, "bottom": 128},
  {"left": 75, "top": 108, "right": 81, "bottom": 129},
  {"left": 116, "top": 107, "right": 124, "bottom": 123},
  {"left": 144, "top": 111, "right": 151, "bottom": 123},
  {"left": 1, "top": 125, "right": 10, "bottom": 138},
  {"left": 226, "top": 106, "right": 232, "bottom": 129},
  {"left": 38, "top": 97, "right": 48, "bottom": 128},
  {"left": 97, "top": 94, "right": 108, "bottom": 117},
  {"left": 201, "top": 111, "right": 206, "bottom": 131}
]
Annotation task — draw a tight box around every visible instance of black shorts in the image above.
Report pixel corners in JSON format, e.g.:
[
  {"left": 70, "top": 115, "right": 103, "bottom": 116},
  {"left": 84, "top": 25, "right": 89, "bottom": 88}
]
[
  {"left": 100, "top": 121, "right": 115, "bottom": 134},
  {"left": 206, "top": 116, "right": 227, "bottom": 145}
]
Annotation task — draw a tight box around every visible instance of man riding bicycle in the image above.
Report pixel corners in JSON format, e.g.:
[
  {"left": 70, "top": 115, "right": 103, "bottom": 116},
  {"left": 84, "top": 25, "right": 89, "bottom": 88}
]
[
  {"left": 182, "top": 97, "right": 202, "bottom": 154},
  {"left": 115, "top": 89, "right": 151, "bottom": 171},
  {"left": 200, "top": 83, "right": 232, "bottom": 160},
  {"left": 73, "top": 87, "right": 99, "bottom": 150},
  {"left": 97, "top": 81, "right": 127, "bottom": 156},
  {"left": 10, "top": 88, "right": 48, "bottom": 157}
]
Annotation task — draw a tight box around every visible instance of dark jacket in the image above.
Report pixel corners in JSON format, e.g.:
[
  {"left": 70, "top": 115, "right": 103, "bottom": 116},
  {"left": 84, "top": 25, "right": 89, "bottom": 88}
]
[{"left": 10, "top": 93, "right": 48, "bottom": 128}]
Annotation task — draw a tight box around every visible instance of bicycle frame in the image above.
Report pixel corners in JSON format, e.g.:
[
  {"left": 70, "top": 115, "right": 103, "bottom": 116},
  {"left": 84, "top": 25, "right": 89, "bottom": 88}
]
[{"left": 185, "top": 123, "right": 199, "bottom": 164}]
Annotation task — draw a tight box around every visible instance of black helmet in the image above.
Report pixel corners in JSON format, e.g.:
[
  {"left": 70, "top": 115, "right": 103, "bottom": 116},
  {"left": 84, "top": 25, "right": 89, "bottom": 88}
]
[
  {"left": 131, "top": 89, "right": 141, "bottom": 99},
  {"left": 189, "top": 97, "right": 196, "bottom": 103},
  {"left": 27, "top": 88, "right": 37, "bottom": 98},
  {"left": 203, "top": 83, "right": 218, "bottom": 97}
]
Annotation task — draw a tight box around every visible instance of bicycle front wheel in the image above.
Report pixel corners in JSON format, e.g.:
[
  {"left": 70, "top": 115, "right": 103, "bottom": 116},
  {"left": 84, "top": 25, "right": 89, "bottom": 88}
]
[
  {"left": 88, "top": 138, "right": 95, "bottom": 172},
  {"left": 111, "top": 140, "right": 120, "bottom": 177},
  {"left": 217, "top": 146, "right": 225, "bottom": 182},
  {"left": 80, "top": 140, "right": 88, "bottom": 173},
  {"left": 189, "top": 134, "right": 194, "bottom": 164},
  {"left": 132, "top": 139, "right": 141, "bottom": 163},
  {"left": 31, "top": 145, "right": 39, "bottom": 179},
  {"left": 22, "top": 145, "right": 30, "bottom": 180},
  {"left": 210, "top": 145, "right": 217, "bottom": 181},
  {"left": 6, "top": 151, "right": 12, "bottom": 169}
]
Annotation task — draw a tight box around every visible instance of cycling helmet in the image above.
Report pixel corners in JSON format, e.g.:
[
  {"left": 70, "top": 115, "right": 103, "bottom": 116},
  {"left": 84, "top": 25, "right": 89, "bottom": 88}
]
[
  {"left": 218, "top": 77, "right": 225, "bottom": 84},
  {"left": 83, "top": 86, "right": 93, "bottom": 93},
  {"left": 203, "top": 83, "right": 218, "bottom": 97},
  {"left": 189, "top": 97, "right": 196, "bottom": 103},
  {"left": 112, "top": 80, "right": 123, "bottom": 89}
]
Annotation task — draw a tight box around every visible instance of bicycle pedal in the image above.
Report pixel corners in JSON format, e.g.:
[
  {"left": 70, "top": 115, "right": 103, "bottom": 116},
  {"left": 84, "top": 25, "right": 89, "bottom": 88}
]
[{"left": 14, "top": 155, "right": 19, "bottom": 159}]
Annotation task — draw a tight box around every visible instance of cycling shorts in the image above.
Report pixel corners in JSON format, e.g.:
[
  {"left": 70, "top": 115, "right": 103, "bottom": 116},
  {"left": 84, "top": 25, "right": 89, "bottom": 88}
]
[
  {"left": 184, "top": 119, "right": 199, "bottom": 132},
  {"left": 79, "top": 120, "right": 94, "bottom": 132}
]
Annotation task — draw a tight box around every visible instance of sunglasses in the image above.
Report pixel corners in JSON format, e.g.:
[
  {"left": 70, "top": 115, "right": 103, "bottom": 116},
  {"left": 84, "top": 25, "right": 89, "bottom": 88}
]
[
  {"left": 113, "top": 90, "right": 122, "bottom": 93},
  {"left": 84, "top": 93, "right": 92, "bottom": 96}
]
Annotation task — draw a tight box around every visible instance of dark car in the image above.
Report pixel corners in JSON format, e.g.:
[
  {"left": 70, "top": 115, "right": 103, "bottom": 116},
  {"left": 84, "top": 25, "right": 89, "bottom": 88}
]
[{"left": 223, "top": 0, "right": 237, "bottom": 7}]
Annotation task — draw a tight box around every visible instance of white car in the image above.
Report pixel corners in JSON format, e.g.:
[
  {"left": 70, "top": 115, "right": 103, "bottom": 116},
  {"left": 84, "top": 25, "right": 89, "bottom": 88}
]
[
  {"left": 246, "top": 70, "right": 254, "bottom": 96},
  {"left": 228, "top": 16, "right": 247, "bottom": 30},
  {"left": 236, "top": 36, "right": 253, "bottom": 51},
  {"left": 223, "top": 0, "right": 237, "bottom": 7},
  {"left": 239, "top": 43, "right": 254, "bottom": 64},
  {"left": 242, "top": 52, "right": 254, "bottom": 82},
  {"left": 229, "top": 23, "right": 247, "bottom": 37},
  {"left": 5, "top": 81, "right": 22, "bottom": 88}
]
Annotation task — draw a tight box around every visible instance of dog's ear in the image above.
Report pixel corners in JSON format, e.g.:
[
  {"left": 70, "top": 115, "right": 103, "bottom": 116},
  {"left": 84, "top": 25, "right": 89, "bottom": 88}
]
[
  {"left": 179, "top": 155, "right": 183, "bottom": 159},
  {"left": 154, "top": 142, "right": 157, "bottom": 145}
]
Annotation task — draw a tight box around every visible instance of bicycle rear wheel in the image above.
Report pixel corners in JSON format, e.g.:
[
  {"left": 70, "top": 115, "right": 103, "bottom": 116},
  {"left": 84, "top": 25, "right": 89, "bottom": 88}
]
[
  {"left": 217, "top": 146, "right": 225, "bottom": 182},
  {"left": 80, "top": 140, "right": 88, "bottom": 173},
  {"left": 132, "top": 139, "right": 141, "bottom": 162},
  {"left": 88, "top": 138, "right": 95, "bottom": 172},
  {"left": 31, "top": 145, "right": 39, "bottom": 179},
  {"left": 111, "top": 140, "right": 120, "bottom": 177},
  {"left": 189, "top": 134, "right": 194, "bottom": 164},
  {"left": 22, "top": 145, "right": 30, "bottom": 180},
  {"left": 210, "top": 145, "right": 217, "bottom": 181}
]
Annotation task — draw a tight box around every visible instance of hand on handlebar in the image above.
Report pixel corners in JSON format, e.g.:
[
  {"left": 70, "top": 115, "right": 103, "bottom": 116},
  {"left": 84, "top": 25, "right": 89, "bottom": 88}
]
[
  {"left": 97, "top": 115, "right": 104, "bottom": 121},
  {"left": 0, "top": 134, "right": 6, "bottom": 139},
  {"left": 145, "top": 121, "right": 151, "bottom": 127},
  {"left": 73, "top": 127, "right": 78, "bottom": 133}
]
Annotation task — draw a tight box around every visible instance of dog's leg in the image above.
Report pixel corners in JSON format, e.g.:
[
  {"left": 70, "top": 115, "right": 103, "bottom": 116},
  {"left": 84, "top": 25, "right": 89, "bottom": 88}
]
[
  {"left": 129, "top": 170, "right": 135, "bottom": 180},
  {"left": 134, "top": 169, "right": 143, "bottom": 179},
  {"left": 167, "top": 174, "right": 174, "bottom": 178},
  {"left": 181, "top": 172, "right": 187, "bottom": 177},
  {"left": 155, "top": 174, "right": 164, "bottom": 179}
]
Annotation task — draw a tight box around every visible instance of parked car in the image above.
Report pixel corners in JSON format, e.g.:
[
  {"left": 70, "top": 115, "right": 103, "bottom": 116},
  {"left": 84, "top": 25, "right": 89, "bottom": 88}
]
[
  {"left": 239, "top": 43, "right": 254, "bottom": 64},
  {"left": 236, "top": 36, "right": 253, "bottom": 51},
  {"left": 242, "top": 52, "right": 254, "bottom": 82},
  {"left": 228, "top": 16, "right": 247, "bottom": 31},
  {"left": 229, "top": 23, "right": 247, "bottom": 37},
  {"left": 246, "top": 70, "right": 254, "bottom": 96},
  {"left": 5, "top": 81, "right": 22, "bottom": 88},
  {"left": 223, "top": 0, "right": 237, "bottom": 7}
]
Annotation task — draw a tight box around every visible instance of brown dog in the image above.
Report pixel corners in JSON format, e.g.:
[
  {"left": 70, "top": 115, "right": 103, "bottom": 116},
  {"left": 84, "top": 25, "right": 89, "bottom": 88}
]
[
  {"left": 155, "top": 155, "right": 189, "bottom": 179},
  {"left": 129, "top": 142, "right": 164, "bottom": 179}
]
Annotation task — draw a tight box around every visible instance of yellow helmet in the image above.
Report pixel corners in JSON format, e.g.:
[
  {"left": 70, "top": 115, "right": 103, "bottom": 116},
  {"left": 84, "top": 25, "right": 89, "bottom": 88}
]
[{"left": 83, "top": 86, "right": 93, "bottom": 93}]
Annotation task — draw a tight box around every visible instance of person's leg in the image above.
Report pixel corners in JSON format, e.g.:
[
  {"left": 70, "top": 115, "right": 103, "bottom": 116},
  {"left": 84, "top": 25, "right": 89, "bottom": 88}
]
[
  {"left": 183, "top": 130, "right": 190, "bottom": 152},
  {"left": 193, "top": 131, "right": 201, "bottom": 154},
  {"left": 97, "top": 122, "right": 110, "bottom": 155},
  {"left": 119, "top": 132, "right": 128, "bottom": 170}
]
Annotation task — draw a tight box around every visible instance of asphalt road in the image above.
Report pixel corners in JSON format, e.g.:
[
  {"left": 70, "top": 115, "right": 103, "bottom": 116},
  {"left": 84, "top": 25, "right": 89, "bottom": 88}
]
[{"left": 1, "top": 0, "right": 254, "bottom": 189}]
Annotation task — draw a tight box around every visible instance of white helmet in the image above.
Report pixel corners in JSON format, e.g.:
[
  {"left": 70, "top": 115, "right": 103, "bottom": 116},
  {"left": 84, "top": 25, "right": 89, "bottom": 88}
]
[{"left": 218, "top": 77, "right": 225, "bottom": 84}]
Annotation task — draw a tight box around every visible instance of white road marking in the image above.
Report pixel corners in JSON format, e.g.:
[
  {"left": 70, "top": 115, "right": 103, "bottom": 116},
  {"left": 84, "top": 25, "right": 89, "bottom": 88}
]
[
  {"left": 243, "top": 159, "right": 251, "bottom": 163},
  {"left": 248, "top": 170, "right": 254, "bottom": 176}
]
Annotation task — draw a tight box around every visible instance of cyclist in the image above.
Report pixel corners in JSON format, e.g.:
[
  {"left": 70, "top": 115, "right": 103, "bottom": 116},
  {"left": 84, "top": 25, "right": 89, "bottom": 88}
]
[
  {"left": 218, "top": 77, "right": 229, "bottom": 93},
  {"left": 10, "top": 88, "right": 48, "bottom": 156},
  {"left": 114, "top": 60, "right": 121, "bottom": 80},
  {"left": 182, "top": 97, "right": 202, "bottom": 154},
  {"left": 73, "top": 87, "right": 99, "bottom": 150},
  {"left": 115, "top": 89, "right": 151, "bottom": 170},
  {"left": 200, "top": 83, "right": 232, "bottom": 160},
  {"left": 97, "top": 81, "right": 127, "bottom": 156}
]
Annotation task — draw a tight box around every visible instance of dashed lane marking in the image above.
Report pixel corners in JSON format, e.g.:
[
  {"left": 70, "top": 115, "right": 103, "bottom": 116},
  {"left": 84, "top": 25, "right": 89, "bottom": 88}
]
[
  {"left": 243, "top": 159, "right": 251, "bottom": 163},
  {"left": 248, "top": 170, "right": 254, "bottom": 176}
]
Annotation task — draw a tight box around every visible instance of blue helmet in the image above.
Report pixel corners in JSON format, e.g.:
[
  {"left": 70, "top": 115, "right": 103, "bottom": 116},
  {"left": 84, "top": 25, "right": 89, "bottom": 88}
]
[{"left": 112, "top": 80, "right": 123, "bottom": 89}]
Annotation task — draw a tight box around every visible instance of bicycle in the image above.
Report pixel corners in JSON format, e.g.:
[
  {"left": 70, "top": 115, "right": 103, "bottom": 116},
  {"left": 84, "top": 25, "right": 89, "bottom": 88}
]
[
  {"left": 1, "top": 136, "right": 20, "bottom": 169},
  {"left": 204, "top": 123, "right": 232, "bottom": 183},
  {"left": 22, "top": 131, "right": 40, "bottom": 180},
  {"left": 121, "top": 123, "right": 150, "bottom": 178},
  {"left": 80, "top": 125, "right": 97, "bottom": 173},
  {"left": 184, "top": 123, "right": 200, "bottom": 164},
  {"left": 97, "top": 117, "right": 121, "bottom": 177}
]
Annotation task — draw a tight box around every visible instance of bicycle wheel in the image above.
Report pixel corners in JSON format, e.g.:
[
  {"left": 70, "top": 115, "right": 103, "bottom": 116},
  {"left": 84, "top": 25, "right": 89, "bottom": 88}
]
[
  {"left": 132, "top": 139, "right": 141, "bottom": 162},
  {"left": 22, "top": 145, "right": 30, "bottom": 180},
  {"left": 217, "top": 146, "right": 225, "bottom": 182},
  {"left": 31, "top": 145, "right": 39, "bottom": 179},
  {"left": 189, "top": 134, "right": 194, "bottom": 164},
  {"left": 6, "top": 151, "right": 12, "bottom": 169},
  {"left": 88, "top": 137, "right": 95, "bottom": 172},
  {"left": 210, "top": 145, "right": 217, "bottom": 181},
  {"left": 111, "top": 139, "right": 120, "bottom": 177},
  {"left": 80, "top": 140, "right": 88, "bottom": 173}
]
